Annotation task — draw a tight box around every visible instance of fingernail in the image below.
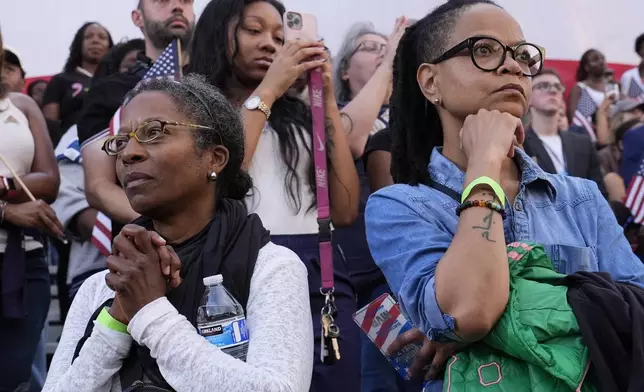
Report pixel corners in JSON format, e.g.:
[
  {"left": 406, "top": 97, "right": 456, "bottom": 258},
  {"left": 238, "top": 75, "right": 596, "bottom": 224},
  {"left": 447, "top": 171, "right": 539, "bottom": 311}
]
[
  {"left": 164, "top": 266, "right": 170, "bottom": 275},
  {"left": 156, "top": 235, "right": 166, "bottom": 244}
]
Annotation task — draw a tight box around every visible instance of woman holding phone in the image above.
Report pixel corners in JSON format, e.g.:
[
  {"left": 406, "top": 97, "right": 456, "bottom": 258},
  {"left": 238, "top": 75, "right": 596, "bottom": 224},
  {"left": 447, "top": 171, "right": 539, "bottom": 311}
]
[
  {"left": 365, "top": 0, "right": 644, "bottom": 388},
  {"left": 188, "top": 1, "right": 360, "bottom": 391}
]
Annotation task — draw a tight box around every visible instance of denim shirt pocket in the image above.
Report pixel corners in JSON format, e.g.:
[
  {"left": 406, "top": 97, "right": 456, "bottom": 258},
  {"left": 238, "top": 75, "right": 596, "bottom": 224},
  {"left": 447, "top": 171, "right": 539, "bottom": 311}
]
[{"left": 543, "top": 244, "right": 599, "bottom": 275}]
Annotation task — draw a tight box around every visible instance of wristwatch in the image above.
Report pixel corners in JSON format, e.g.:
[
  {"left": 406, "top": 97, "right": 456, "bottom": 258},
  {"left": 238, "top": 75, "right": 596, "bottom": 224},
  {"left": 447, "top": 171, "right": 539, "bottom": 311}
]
[{"left": 244, "top": 96, "right": 271, "bottom": 119}]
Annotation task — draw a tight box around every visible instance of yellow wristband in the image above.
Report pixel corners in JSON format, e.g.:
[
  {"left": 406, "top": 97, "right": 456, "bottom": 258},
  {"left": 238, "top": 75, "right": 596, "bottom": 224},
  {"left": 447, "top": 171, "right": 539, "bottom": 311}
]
[
  {"left": 461, "top": 176, "right": 505, "bottom": 206},
  {"left": 97, "top": 307, "right": 129, "bottom": 334}
]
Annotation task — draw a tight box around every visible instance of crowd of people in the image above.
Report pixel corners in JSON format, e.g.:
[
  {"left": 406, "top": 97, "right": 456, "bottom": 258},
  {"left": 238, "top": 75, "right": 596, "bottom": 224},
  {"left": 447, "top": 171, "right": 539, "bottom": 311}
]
[{"left": 1, "top": 0, "right": 643, "bottom": 391}]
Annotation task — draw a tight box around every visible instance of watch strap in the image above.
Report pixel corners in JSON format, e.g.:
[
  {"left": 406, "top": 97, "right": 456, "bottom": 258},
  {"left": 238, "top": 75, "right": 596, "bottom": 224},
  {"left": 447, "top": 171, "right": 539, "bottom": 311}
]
[{"left": 257, "top": 101, "right": 271, "bottom": 120}]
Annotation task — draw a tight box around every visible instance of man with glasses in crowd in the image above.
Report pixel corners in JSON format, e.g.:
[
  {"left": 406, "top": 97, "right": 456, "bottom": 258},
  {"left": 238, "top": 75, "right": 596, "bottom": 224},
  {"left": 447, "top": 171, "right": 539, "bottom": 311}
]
[{"left": 523, "top": 69, "right": 606, "bottom": 195}]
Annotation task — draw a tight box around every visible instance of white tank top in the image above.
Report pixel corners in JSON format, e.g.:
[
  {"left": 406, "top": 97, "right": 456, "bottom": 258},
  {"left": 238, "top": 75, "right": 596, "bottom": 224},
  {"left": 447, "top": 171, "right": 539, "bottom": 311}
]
[
  {"left": 245, "top": 123, "right": 318, "bottom": 235},
  {"left": 0, "top": 97, "right": 41, "bottom": 252}
]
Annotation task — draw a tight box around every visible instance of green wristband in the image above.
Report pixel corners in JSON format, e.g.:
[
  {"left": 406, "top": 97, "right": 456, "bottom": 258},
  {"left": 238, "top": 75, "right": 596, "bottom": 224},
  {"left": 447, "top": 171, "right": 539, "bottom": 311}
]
[
  {"left": 461, "top": 176, "right": 505, "bottom": 206},
  {"left": 97, "top": 307, "right": 129, "bottom": 334}
]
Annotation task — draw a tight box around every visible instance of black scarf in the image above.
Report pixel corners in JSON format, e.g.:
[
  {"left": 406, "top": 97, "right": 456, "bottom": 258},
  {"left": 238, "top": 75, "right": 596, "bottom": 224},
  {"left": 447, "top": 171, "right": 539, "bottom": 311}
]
[{"left": 120, "top": 199, "right": 270, "bottom": 389}]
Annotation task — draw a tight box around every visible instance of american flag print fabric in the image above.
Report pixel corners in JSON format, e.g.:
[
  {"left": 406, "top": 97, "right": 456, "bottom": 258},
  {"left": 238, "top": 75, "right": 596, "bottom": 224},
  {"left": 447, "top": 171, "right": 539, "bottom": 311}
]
[
  {"left": 353, "top": 293, "right": 424, "bottom": 380},
  {"left": 625, "top": 158, "right": 644, "bottom": 224},
  {"left": 572, "top": 87, "right": 598, "bottom": 142},
  {"left": 627, "top": 79, "right": 644, "bottom": 103}
]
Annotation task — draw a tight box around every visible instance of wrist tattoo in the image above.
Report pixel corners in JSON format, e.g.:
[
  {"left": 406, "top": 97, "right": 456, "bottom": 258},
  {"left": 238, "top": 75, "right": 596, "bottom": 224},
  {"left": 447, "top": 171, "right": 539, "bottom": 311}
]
[{"left": 472, "top": 209, "right": 497, "bottom": 243}]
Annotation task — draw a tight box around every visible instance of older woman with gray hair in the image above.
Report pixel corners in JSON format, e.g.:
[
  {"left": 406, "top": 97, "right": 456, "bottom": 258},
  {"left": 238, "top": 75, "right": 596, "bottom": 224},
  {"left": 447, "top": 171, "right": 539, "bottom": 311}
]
[
  {"left": 43, "top": 75, "right": 313, "bottom": 392},
  {"left": 334, "top": 18, "right": 407, "bottom": 158}
]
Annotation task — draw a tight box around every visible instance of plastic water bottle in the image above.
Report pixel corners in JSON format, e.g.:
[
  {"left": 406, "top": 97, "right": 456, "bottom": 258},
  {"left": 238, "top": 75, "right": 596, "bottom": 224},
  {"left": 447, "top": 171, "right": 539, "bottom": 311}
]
[{"left": 197, "top": 274, "right": 249, "bottom": 361}]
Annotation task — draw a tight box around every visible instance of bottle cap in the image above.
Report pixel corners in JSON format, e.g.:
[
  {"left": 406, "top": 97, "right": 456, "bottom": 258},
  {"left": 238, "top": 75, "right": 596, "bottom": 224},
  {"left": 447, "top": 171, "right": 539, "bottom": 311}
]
[{"left": 203, "top": 274, "right": 223, "bottom": 286}]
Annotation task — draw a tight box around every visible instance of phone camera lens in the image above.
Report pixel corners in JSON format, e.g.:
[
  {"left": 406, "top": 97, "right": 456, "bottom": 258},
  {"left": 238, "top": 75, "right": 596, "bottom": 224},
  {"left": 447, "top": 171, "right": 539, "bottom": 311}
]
[
  {"left": 287, "top": 13, "right": 294, "bottom": 20},
  {"left": 294, "top": 17, "right": 301, "bottom": 26},
  {"left": 287, "top": 21, "right": 293, "bottom": 28}
]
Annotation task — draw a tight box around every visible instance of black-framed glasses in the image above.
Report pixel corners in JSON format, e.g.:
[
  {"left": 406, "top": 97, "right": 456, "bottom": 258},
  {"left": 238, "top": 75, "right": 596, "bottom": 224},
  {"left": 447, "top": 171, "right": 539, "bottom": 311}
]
[
  {"left": 102, "top": 119, "right": 214, "bottom": 156},
  {"left": 533, "top": 81, "right": 565, "bottom": 93},
  {"left": 352, "top": 40, "right": 387, "bottom": 56},
  {"left": 430, "top": 36, "right": 545, "bottom": 77}
]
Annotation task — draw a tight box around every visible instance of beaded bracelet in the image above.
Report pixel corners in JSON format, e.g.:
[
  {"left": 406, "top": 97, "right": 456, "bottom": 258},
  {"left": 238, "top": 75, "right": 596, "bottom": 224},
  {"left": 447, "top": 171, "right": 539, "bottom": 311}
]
[{"left": 456, "top": 200, "right": 506, "bottom": 219}]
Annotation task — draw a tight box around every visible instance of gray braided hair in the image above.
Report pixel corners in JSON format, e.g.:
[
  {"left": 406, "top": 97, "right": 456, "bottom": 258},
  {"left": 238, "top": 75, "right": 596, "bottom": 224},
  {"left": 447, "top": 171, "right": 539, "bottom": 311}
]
[{"left": 124, "top": 74, "right": 252, "bottom": 200}]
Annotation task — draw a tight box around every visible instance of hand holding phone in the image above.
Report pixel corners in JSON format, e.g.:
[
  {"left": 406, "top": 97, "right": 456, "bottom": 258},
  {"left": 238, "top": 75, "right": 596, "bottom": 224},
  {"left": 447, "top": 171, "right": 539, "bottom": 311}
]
[{"left": 254, "top": 11, "right": 325, "bottom": 103}]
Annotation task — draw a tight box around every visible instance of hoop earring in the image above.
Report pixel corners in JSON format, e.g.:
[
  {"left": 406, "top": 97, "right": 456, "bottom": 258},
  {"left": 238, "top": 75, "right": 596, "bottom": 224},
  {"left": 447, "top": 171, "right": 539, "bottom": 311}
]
[{"left": 208, "top": 171, "right": 217, "bottom": 182}]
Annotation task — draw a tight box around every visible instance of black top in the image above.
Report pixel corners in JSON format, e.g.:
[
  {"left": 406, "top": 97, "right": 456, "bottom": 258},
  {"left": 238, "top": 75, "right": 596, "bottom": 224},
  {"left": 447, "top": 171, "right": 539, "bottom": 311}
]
[
  {"left": 77, "top": 54, "right": 150, "bottom": 147},
  {"left": 559, "top": 272, "right": 644, "bottom": 392},
  {"left": 332, "top": 105, "right": 390, "bottom": 293},
  {"left": 43, "top": 70, "right": 92, "bottom": 132},
  {"left": 363, "top": 127, "right": 393, "bottom": 168}
]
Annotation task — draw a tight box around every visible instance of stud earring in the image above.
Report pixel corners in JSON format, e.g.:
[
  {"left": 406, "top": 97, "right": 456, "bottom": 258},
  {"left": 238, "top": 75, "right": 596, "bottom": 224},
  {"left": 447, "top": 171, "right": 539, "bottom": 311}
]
[
  {"left": 208, "top": 171, "right": 217, "bottom": 182},
  {"left": 433, "top": 97, "right": 441, "bottom": 105}
]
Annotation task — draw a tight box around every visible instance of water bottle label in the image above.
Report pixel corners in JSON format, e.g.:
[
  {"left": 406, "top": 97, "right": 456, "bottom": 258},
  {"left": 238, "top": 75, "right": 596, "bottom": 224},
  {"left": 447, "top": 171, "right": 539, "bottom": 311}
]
[{"left": 198, "top": 316, "right": 249, "bottom": 349}]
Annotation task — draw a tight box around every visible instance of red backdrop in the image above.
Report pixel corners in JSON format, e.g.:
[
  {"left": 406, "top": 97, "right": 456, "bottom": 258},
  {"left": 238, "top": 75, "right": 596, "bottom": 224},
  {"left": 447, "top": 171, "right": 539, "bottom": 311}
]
[{"left": 23, "top": 60, "right": 637, "bottom": 97}]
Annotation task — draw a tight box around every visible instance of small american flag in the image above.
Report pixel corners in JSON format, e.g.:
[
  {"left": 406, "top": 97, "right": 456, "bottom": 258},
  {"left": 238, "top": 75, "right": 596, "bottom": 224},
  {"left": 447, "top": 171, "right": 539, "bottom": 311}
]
[
  {"left": 627, "top": 79, "right": 644, "bottom": 103},
  {"left": 625, "top": 158, "right": 644, "bottom": 224},
  {"left": 91, "top": 40, "right": 182, "bottom": 256},
  {"left": 572, "top": 87, "right": 598, "bottom": 142}
]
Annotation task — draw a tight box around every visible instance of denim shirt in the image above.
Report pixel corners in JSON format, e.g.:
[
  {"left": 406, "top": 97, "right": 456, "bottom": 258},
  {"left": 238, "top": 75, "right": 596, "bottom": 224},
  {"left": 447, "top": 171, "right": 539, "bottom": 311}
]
[{"left": 365, "top": 147, "right": 644, "bottom": 343}]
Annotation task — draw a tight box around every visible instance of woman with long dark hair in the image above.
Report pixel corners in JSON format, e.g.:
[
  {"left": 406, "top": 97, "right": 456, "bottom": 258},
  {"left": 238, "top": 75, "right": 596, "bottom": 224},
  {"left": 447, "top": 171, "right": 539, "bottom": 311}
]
[
  {"left": 188, "top": 1, "right": 360, "bottom": 390},
  {"left": 42, "top": 22, "right": 113, "bottom": 132},
  {"left": 365, "top": 0, "right": 644, "bottom": 389}
]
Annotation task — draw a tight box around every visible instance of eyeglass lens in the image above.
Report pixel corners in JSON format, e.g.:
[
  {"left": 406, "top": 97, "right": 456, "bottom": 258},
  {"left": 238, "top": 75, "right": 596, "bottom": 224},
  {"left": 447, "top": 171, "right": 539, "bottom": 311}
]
[
  {"left": 356, "top": 40, "right": 387, "bottom": 54},
  {"left": 106, "top": 120, "right": 165, "bottom": 154},
  {"left": 472, "top": 38, "right": 543, "bottom": 76}
]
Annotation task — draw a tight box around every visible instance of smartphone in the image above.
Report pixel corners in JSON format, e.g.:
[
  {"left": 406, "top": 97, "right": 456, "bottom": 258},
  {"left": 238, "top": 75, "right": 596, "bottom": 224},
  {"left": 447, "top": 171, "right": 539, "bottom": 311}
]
[
  {"left": 283, "top": 11, "right": 318, "bottom": 42},
  {"left": 606, "top": 83, "right": 620, "bottom": 100}
]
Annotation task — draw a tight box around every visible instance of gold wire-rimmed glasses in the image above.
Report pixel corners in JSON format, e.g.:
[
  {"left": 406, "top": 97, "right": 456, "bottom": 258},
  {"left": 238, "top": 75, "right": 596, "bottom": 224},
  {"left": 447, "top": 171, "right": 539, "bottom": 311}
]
[{"left": 102, "top": 119, "right": 215, "bottom": 156}]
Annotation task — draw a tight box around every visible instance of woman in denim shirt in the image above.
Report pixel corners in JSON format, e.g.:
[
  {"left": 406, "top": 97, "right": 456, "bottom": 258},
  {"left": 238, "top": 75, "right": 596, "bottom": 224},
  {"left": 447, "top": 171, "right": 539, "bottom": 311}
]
[{"left": 364, "top": 0, "right": 644, "bottom": 386}]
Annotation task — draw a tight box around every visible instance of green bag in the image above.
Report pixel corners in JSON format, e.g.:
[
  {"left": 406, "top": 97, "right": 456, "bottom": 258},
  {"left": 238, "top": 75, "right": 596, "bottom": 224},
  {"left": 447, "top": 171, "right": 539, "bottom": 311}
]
[{"left": 443, "top": 242, "right": 596, "bottom": 392}]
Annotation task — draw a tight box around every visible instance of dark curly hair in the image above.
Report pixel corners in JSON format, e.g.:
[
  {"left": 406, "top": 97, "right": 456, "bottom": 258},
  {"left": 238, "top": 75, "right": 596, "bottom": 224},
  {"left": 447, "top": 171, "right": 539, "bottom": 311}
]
[
  {"left": 63, "top": 22, "right": 114, "bottom": 73},
  {"left": 635, "top": 33, "right": 644, "bottom": 56},
  {"left": 92, "top": 38, "right": 145, "bottom": 80},
  {"left": 390, "top": 0, "right": 500, "bottom": 186},
  {"left": 124, "top": 75, "right": 252, "bottom": 200},
  {"left": 187, "top": 0, "right": 326, "bottom": 213}
]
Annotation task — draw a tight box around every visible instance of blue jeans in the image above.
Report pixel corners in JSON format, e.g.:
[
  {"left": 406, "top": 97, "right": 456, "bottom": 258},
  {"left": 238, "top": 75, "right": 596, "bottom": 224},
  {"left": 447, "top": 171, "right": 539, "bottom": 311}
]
[
  {"left": 0, "top": 249, "right": 50, "bottom": 391},
  {"left": 271, "top": 234, "right": 361, "bottom": 392},
  {"left": 358, "top": 281, "right": 425, "bottom": 392}
]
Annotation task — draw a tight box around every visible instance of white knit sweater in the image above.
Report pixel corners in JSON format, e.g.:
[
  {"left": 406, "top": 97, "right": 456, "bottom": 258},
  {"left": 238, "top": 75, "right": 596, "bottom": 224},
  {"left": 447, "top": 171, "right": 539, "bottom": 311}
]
[{"left": 43, "top": 242, "right": 314, "bottom": 392}]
